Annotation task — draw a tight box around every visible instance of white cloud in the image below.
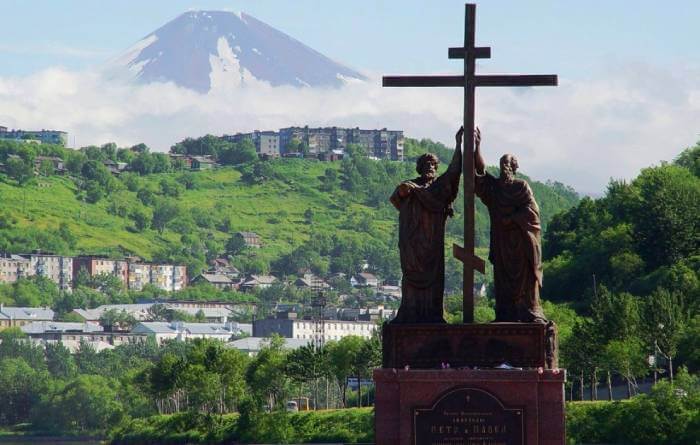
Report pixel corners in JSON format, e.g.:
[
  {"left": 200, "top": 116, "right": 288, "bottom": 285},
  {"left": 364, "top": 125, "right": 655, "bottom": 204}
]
[
  {"left": 0, "top": 62, "right": 698, "bottom": 195},
  {"left": 0, "top": 43, "right": 109, "bottom": 59}
]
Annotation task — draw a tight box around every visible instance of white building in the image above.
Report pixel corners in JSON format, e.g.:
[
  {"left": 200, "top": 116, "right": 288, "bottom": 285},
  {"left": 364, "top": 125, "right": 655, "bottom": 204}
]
[
  {"left": 227, "top": 337, "right": 310, "bottom": 356},
  {"left": 132, "top": 321, "right": 251, "bottom": 345},
  {"left": 253, "top": 317, "right": 377, "bottom": 342}
]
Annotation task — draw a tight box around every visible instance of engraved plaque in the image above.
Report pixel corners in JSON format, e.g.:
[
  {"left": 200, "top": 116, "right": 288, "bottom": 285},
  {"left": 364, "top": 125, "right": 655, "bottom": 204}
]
[{"left": 414, "top": 387, "right": 524, "bottom": 445}]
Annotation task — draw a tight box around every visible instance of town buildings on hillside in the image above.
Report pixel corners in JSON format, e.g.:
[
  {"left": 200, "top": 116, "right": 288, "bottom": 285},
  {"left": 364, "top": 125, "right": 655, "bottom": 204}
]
[
  {"left": 0, "top": 253, "right": 186, "bottom": 292},
  {"left": 0, "top": 125, "right": 68, "bottom": 146},
  {"left": 223, "top": 126, "right": 404, "bottom": 161}
]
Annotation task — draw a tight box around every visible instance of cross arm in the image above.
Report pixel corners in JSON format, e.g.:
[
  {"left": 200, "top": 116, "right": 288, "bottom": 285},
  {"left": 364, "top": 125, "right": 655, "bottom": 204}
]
[
  {"left": 448, "top": 46, "right": 491, "bottom": 59},
  {"left": 474, "top": 74, "right": 558, "bottom": 87},
  {"left": 383, "top": 75, "right": 465, "bottom": 87}
]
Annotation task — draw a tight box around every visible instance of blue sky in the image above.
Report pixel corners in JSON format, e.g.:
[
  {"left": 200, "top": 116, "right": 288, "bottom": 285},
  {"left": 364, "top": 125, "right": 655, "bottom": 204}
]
[
  {"left": 1, "top": 1, "right": 699, "bottom": 193},
  {"left": 3, "top": 0, "right": 698, "bottom": 78}
]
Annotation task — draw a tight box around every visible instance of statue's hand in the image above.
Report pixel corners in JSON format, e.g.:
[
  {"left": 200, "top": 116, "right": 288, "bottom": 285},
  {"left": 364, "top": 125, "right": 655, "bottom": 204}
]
[
  {"left": 475, "top": 127, "right": 481, "bottom": 148},
  {"left": 456, "top": 126, "right": 464, "bottom": 147},
  {"left": 398, "top": 182, "right": 415, "bottom": 198}
]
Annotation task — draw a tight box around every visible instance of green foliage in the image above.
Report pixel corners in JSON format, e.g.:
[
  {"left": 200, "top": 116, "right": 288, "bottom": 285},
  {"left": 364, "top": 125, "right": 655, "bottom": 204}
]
[
  {"left": 0, "top": 358, "right": 49, "bottom": 426},
  {"left": 32, "top": 374, "right": 125, "bottom": 434},
  {"left": 567, "top": 373, "right": 699, "bottom": 445},
  {"left": 544, "top": 162, "right": 699, "bottom": 303}
]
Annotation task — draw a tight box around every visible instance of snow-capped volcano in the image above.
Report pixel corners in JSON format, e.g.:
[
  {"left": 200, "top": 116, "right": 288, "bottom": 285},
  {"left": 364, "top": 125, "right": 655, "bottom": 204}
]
[{"left": 108, "top": 10, "right": 366, "bottom": 93}]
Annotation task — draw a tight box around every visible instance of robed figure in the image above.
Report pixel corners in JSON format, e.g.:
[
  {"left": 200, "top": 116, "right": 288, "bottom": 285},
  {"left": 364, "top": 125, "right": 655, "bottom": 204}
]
[
  {"left": 390, "top": 128, "right": 463, "bottom": 323},
  {"left": 474, "top": 129, "right": 546, "bottom": 323}
]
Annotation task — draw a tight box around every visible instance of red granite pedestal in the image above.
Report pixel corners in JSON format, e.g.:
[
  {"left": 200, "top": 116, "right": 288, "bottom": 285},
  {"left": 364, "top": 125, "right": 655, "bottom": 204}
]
[{"left": 374, "top": 368, "right": 566, "bottom": 445}]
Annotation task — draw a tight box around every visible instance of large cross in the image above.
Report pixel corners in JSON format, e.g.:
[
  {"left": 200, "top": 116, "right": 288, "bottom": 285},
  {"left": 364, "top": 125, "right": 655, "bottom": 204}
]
[{"left": 384, "top": 3, "right": 557, "bottom": 323}]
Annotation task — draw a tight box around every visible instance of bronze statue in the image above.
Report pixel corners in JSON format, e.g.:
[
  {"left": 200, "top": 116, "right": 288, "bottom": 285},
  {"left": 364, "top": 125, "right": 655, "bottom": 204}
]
[
  {"left": 474, "top": 128, "right": 546, "bottom": 323},
  {"left": 390, "top": 128, "right": 463, "bottom": 323}
]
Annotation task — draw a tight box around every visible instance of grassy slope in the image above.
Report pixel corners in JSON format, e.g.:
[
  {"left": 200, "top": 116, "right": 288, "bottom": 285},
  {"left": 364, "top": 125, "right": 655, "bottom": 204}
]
[
  {"left": 0, "top": 161, "right": 395, "bottom": 263},
  {"left": 0, "top": 159, "right": 577, "bottom": 269}
]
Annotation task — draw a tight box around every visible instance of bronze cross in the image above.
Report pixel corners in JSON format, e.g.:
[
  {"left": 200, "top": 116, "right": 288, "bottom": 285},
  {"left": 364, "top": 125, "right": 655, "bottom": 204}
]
[{"left": 383, "top": 3, "right": 557, "bottom": 323}]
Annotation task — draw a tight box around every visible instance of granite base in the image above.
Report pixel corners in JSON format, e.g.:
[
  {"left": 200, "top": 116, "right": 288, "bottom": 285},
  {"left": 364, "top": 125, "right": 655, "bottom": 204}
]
[{"left": 374, "top": 368, "right": 566, "bottom": 445}]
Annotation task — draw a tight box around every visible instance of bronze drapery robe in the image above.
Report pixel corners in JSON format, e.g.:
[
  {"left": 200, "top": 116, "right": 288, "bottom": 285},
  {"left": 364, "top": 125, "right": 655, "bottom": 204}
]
[
  {"left": 390, "top": 149, "right": 461, "bottom": 323},
  {"left": 475, "top": 172, "right": 545, "bottom": 322}
]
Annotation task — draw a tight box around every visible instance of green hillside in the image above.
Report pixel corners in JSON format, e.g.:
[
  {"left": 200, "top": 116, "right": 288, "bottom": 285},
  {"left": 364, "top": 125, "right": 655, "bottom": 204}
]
[{"left": 0, "top": 138, "right": 580, "bottom": 286}]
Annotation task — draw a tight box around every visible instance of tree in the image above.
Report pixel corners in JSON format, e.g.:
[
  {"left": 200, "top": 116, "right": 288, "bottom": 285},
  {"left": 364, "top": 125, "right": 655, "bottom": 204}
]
[
  {"left": 151, "top": 200, "right": 181, "bottom": 234},
  {"left": 641, "top": 288, "right": 688, "bottom": 382},
  {"left": 45, "top": 342, "right": 77, "bottom": 378},
  {"left": 99, "top": 309, "right": 136, "bottom": 332},
  {"left": 286, "top": 344, "right": 329, "bottom": 409},
  {"left": 32, "top": 375, "right": 124, "bottom": 434},
  {"left": 131, "top": 207, "right": 151, "bottom": 232},
  {"left": 226, "top": 233, "right": 247, "bottom": 256},
  {"left": 630, "top": 165, "right": 700, "bottom": 269},
  {"left": 84, "top": 180, "right": 104, "bottom": 203},
  {"left": 674, "top": 141, "right": 700, "bottom": 177},
  {"left": 6, "top": 156, "right": 34, "bottom": 185},
  {"left": 0, "top": 358, "right": 48, "bottom": 425},
  {"left": 603, "top": 338, "right": 648, "bottom": 397},
  {"left": 326, "top": 336, "right": 364, "bottom": 407},
  {"left": 245, "top": 335, "right": 290, "bottom": 409}
]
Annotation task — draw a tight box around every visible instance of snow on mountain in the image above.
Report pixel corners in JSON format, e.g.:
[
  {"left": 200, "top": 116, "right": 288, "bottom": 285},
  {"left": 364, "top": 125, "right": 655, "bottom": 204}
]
[{"left": 106, "top": 10, "right": 366, "bottom": 93}]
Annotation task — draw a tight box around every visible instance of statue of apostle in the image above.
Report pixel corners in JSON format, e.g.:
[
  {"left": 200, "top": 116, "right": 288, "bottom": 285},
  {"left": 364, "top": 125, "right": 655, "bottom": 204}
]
[
  {"left": 474, "top": 128, "right": 546, "bottom": 323},
  {"left": 390, "top": 127, "right": 463, "bottom": 323}
]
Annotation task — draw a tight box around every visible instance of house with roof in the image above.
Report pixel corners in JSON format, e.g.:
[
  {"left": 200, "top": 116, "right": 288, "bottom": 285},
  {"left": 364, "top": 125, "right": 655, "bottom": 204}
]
[
  {"left": 294, "top": 272, "right": 331, "bottom": 292},
  {"left": 192, "top": 272, "right": 236, "bottom": 290},
  {"left": 227, "top": 337, "right": 311, "bottom": 357},
  {"left": 191, "top": 156, "right": 216, "bottom": 170},
  {"left": 171, "top": 306, "right": 237, "bottom": 323},
  {"left": 132, "top": 321, "right": 250, "bottom": 345},
  {"left": 34, "top": 156, "right": 65, "bottom": 174},
  {"left": 350, "top": 272, "right": 379, "bottom": 288},
  {"left": 240, "top": 274, "right": 277, "bottom": 291},
  {"left": 0, "top": 305, "right": 54, "bottom": 329},
  {"left": 21, "top": 321, "right": 146, "bottom": 352},
  {"left": 102, "top": 159, "right": 127, "bottom": 175},
  {"left": 70, "top": 303, "right": 155, "bottom": 322},
  {"left": 235, "top": 231, "right": 262, "bottom": 249},
  {"left": 209, "top": 258, "right": 240, "bottom": 278}
]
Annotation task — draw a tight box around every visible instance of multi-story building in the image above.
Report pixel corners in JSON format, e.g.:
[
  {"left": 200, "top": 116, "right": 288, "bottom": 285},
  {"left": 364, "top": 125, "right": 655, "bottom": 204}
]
[
  {"left": 172, "top": 265, "right": 187, "bottom": 291},
  {"left": 74, "top": 256, "right": 186, "bottom": 292},
  {"left": 272, "top": 126, "right": 404, "bottom": 160},
  {"left": 0, "top": 126, "right": 68, "bottom": 146},
  {"left": 128, "top": 262, "right": 152, "bottom": 291},
  {"left": 0, "top": 254, "right": 32, "bottom": 284},
  {"left": 151, "top": 264, "right": 174, "bottom": 291},
  {"left": 224, "top": 131, "right": 280, "bottom": 157},
  {"left": 73, "top": 256, "right": 129, "bottom": 287},
  {"left": 26, "top": 253, "right": 73, "bottom": 290},
  {"left": 253, "top": 315, "right": 377, "bottom": 342}
]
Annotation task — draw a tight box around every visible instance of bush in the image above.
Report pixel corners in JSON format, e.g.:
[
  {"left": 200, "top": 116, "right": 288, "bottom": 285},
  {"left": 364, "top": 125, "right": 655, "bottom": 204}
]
[{"left": 567, "top": 377, "right": 699, "bottom": 445}]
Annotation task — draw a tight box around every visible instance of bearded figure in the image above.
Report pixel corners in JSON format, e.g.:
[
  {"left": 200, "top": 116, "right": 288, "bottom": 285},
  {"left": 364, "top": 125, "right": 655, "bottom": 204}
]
[
  {"left": 389, "top": 128, "right": 463, "bottom": 323},
  {"left": 474, "top": 128, "right": 546, "bottom": 323}
]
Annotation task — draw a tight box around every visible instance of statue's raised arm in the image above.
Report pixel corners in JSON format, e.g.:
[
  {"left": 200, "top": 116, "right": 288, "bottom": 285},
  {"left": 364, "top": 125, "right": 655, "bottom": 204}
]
[{"left": 472, "top": 128, "right": 547, "bottom": 323}]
